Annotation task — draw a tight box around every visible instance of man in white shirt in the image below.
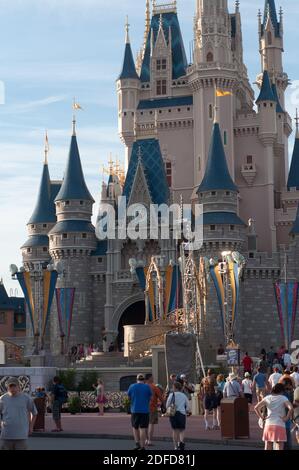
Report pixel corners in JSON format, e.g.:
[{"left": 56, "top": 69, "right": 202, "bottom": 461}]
[
  {"left": 291, "top": 367, "right": 299, "bottom": 388},
  {"left": 269, "top": 367, "right": 282, "bottom": 389}
]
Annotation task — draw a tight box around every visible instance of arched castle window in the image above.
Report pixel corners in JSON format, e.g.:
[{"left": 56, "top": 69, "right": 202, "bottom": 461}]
[
  {"left": 206, "top": 52, "right": 213, "bottom": 63},
  {"left": 209, "top": 104, "right": 213, "bottom": 120}
]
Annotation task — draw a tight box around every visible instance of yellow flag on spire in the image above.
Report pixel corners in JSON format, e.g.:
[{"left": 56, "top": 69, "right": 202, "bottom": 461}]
[
  {"left": 73, "top": 102, "right": 83, "bottom": 110},
  {"left": 216, "top": 89, "right": 233, "bottom": 97}
]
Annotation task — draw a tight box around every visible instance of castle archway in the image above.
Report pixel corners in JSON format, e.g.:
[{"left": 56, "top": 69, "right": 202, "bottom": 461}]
[{"left": 117, "top": 301, "right": 146, "bottom": 350}]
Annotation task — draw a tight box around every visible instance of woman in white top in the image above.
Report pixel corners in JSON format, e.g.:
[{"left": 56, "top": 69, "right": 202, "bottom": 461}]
[
  {"left": 242, "top": 372, "right": 253, "bottom": 404},
  {"left": 255, "top": 383, "right": 293, "bottom": 450},
  {"left": 166, "top": 381, "right": 191, "bottom": 451}
]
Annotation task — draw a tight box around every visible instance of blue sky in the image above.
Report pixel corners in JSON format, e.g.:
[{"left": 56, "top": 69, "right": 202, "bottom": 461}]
[{"left": 0, "top": 0, "right": 298, "bottom": 292}]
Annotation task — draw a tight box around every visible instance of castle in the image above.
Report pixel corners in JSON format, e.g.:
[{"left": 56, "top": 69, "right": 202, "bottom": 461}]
[{"left": 21, "top": 0, "right": 299, "bottom": 360}]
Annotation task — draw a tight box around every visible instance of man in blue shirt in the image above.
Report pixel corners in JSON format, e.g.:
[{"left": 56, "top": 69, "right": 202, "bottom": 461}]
[
  {"left": 127, "top": 374, "right": 152, "bottom": 450},
  {"left": 253, "top": 367, "right": 269, "bottom": 402}
]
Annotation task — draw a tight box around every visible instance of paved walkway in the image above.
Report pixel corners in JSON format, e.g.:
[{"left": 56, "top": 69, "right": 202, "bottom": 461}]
[
  {"left": 28, "top": 437, "right": 260, "bottom": 451},
  {"left": 35, "top": 412, "right": 267, "bottom": 448}
]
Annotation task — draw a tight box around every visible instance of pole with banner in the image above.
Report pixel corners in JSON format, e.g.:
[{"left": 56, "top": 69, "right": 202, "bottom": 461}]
[{"left": 56, "top": 287, "right": 76, "bottom": 355}]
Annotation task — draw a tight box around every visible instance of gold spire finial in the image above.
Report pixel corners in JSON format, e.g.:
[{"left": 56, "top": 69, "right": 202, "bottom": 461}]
[
  {"left": 72, "top": 98, "right": 83, "bottom": 136},
  {"left": 44, "top": 130, "right": 49, "bottom": 164},
  {"left": 295, "top": 109, "right": 299, "bottom": 139},
  {"left": 72, "top": 97, "right": 77, "bottom": 136}
]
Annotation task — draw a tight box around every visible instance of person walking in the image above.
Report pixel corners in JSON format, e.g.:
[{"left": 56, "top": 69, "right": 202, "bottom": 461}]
[
  {"left": 252, "top": 367, "right": 268, "bottom": 402},
  {"left": 215, "top": 374, "right": 226, "bottom": 428},
  {"left": 266, "top": 346, "right": 275, "bottom": 370},
  {"left": 164, "top": 374, "right": 177, "bottom": 400},
  {"left": 255, "top": 383, "right": 293, "bottom": 451},
  {"left": 127, "top": 374, "right": 152, "bottom": 451},
  {"left": 93, "top": 379, "right": 106, "bottom": 416},
  {"left": 291, "top": 366, "right": 299, "bottom": 388},
  {"left": 223, "top": 373, "right": 243, "bottom": 399},
  {"left": 50, "top": 376, "right": 67, "bottom": 432},
  {"left": 0, "top": 378, "right": 37, "bottom": 450},
  {"left": 269, "top": 367, "right": 282, "bottom": 389},
  {"left": 166, "top": 381, "right": 191, "bottom": 451},
  {"left": 242, "top": 352, "right": 253, "bottom": 374},
  {"left": 144, "top": 374, "right": 164, "bottom": 447},
  {"left": 200, "top": 369, "right": 218, "bottom": 430},
  {"left": 242, "top": 373, "right": 253, "bottom": 404},
  {"left": 282, "top": 350, "right": 292, "bottom": 371}
]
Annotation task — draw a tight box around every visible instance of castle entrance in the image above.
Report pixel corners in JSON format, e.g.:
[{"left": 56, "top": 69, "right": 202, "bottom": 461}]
[{"left": 117, "top": 301, "right": 146, "bottom": 350}]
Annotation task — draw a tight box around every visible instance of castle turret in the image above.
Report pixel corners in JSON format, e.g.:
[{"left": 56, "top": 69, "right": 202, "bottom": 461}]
[
  {"left": 256, "top": 70, "right": 277, "bottom": 136},
  {"left": 49, "top": 119, "right": 97, "bottom": 353},
  {"left": 197, "top": 118, "right": 246, "bottom": 254},
  {"left": 22, "top": 136, "right": 60, "bottom": 268},
  {"left": 117, "top": 18, "right": 140, "bottom": 171},
  {"left": 256, "top": 70, "right": 278, "bottom": 251},
  {"left": 258, "top": 0, "right": 288, "bottom": 108}
]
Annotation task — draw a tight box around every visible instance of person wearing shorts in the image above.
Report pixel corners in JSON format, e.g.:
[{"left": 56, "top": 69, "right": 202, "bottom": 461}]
[
  {"left": 0, "top": 377, "right": 37, "bottom": 450},
  {"left": 127, "top": 374, "right": 152, "bottom": 451},
  {"left": 166, "top": 381, "right": 191, "bottom": 451},
  {"left": 253, "top": 367, "right": 268, "bottom": 402},
  {"left": 200, "top": 369, "right": 218, "bottom": 430},
  {"left": 145, "top": 374, "right": 164, "bottom": 446}
]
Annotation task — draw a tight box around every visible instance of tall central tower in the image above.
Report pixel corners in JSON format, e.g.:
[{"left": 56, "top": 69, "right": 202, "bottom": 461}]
[{"left": 188, "top": 0, "right": 236, "bottom": 193}]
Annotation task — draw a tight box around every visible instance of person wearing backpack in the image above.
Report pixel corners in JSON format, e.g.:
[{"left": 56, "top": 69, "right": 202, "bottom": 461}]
[
  {"left": 166, "top": 381, "right": 191, "bottom": 451},
  {"left": 50, "top": 376, "right": 67, "bottom": 432}
]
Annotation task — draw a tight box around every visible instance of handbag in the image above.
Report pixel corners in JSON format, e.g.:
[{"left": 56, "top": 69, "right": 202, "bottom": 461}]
[{"left": 165, "top": 393, "right": 177, "bottom": 417}]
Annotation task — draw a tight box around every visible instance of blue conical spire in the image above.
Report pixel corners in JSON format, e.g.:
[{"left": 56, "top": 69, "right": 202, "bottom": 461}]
[
  {"left": 55, "top": 133, "right": 94, "bottom": 202},
  {"left": 263, "top": 0, "right": 280, "bottom": 36},
  {"left": 287, "top": 117, "right": 299, "bottom": 190},
  {"left": 197, "top": 123, "right": 237, "bottom": 193},
  {"left": 118, "top": 18, "right": 139, "bottom": 80},
  {"left": 28, "top": 162, "right": 56, "bottom": 224},
  {"left": 256, "top": 70, "right": 276, "bottom": 103}
]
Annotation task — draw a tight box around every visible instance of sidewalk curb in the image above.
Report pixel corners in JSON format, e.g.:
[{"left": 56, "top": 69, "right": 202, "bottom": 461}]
[{"left": 32, "top": 433, "right": 263, "bottom": 449}]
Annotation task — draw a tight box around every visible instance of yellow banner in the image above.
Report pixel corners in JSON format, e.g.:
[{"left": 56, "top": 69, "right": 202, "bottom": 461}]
[{"left": 216, "top": 89, "right": 233, "bottom": 97}]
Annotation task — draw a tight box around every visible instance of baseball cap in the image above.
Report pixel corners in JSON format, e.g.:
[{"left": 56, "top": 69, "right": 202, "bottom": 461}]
[
  {"left": 137, "top": 374, "right": 145, "bottom": 381},
  {"left": 6, "top": 377, "right": 19, "bottom": 387}
]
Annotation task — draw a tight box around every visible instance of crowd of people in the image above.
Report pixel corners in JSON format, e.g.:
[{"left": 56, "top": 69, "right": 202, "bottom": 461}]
[
  {"left": 0, "top": 343, "right": 298, "bottom": 451},
  {"left": 127, "top": 372, "right": 194, "bottom": 451}
]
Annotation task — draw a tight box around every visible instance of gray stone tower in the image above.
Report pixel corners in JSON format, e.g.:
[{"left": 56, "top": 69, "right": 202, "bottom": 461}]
[
  {"left": 21, "top": 142, "right": 61, "bottom": 352},
  {"left": 48, "top": 120, "right": 97, "bottom": 354}
]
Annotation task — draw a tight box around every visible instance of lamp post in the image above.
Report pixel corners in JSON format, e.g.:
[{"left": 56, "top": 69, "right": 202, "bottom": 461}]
[{"left": 55, "top": 260, "right": 69, "bottom": 356}]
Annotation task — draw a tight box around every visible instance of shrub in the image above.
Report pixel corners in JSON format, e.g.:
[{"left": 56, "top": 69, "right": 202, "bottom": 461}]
[
  {"left": 77, "top": 371, "right": 99, "bottom": 392},
  {"left": 68, "top": 395, "right": 81, "bottom": 414},
  {"left": 57, "top": 369, "right": 77, "bottom": 391}
]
